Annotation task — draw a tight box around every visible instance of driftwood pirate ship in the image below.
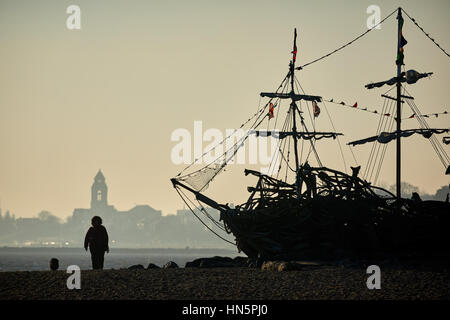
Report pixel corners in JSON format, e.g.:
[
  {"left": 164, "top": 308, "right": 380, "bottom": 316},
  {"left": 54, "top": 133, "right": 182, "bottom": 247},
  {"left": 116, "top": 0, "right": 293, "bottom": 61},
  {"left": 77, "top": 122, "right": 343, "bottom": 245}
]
[{"left": 171, "top": 8, "right": 450, "bottom": 261}]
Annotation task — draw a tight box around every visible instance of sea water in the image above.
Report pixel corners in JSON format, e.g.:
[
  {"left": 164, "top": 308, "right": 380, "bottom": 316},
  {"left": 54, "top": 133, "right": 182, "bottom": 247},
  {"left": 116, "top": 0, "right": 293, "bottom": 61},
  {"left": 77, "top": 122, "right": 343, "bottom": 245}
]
[{"left": 0, "top": 247, "right": 242, "bottom": 271}]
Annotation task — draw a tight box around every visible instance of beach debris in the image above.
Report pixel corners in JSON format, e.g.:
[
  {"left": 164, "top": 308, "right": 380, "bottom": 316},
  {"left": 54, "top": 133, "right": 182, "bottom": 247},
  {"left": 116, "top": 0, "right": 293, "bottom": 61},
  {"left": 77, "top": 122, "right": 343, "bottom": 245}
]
[
  {"left": 234, "top": 256, "right": 249, "bottom": 266},
  {"left": 261, "top": 260, "right": 322, "bottom": 271},
  {"left": 163, "top": 261, "right": 179, "bottom": 269},
  {"left": 261, "top": 261, "right": 281, "bottom": 271},
  {"left": 185, "top": 256, "right": 246, "bottom": 268},
  {"left": 49, "top": 258, "right": 59, "bottom": 271},
  {"left": 147, "top": 263, "right": 160, "bottom": 269},
  {"left": 128, "top": 264, "right": 145, "bottom": 270}
]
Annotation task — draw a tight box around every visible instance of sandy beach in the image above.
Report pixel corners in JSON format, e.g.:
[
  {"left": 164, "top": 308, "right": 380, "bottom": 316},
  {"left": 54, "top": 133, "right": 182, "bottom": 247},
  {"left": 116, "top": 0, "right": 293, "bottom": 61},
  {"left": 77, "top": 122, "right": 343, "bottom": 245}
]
[{"left": 1, "top": 265, "right": 449, "bottom": 300}]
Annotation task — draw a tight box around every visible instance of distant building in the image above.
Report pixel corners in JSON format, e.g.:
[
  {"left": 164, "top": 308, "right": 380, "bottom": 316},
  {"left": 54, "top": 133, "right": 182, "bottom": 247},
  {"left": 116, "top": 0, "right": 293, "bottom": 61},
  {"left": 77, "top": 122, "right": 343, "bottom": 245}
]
[
  {"left": 71, "top": 170, "right": 162, "bottom": 231},
  {"left": 0, "top": 169, "right": 233, "bottom": 248}
]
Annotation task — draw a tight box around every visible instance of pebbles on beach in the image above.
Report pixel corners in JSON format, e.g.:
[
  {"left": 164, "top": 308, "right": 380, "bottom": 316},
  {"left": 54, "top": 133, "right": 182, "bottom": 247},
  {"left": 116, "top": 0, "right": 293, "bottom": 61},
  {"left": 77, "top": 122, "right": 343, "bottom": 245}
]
[{"left": 0, "top": 265, "right": 449, "bottom": 300}]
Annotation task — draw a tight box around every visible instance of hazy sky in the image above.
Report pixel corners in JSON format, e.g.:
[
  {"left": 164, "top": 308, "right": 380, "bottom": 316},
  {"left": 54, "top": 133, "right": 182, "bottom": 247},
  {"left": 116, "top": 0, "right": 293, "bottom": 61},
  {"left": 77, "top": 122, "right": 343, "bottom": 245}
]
[{"left": 1, "top": 0, "right": 449, "bottom": 219}]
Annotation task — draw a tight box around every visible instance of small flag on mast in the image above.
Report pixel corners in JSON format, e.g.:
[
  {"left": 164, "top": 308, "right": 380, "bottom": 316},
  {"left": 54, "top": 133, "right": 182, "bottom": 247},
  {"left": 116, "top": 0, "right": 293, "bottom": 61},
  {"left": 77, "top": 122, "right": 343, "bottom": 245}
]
[
  {"left": 268, "top": 102, "right": 276, "bottom": 119},
  {"left": 313, "top": 101, "right": 320, "bottom": 117},
  {"left": 291, "top": 28, "right": 298, "bottom": 62},
  {"left": 396, "top": 14, "right": 407, "bottom": 65}
]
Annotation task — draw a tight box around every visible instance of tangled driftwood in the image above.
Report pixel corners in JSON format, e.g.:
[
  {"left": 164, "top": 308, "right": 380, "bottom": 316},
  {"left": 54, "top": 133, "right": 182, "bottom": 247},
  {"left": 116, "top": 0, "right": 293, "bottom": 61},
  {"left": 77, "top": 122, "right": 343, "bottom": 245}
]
[{"left": 220, "top": 166, "right": 450, "bottom": 261}]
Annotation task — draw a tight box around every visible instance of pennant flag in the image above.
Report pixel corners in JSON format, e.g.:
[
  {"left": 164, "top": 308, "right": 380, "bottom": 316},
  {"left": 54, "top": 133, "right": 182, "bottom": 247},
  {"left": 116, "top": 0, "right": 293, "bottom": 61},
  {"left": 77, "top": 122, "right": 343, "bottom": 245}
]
[
  {"left": 291, "top": 47, "right": 297, "bottom": 62},
  {"left": 362, "top": 108, "right": 367, "bottom": 111},
  {"left": 291, "top": 29, "right": 298, "bottom": 62},
  {"left": 268, "top": 102, "right": 275, "bottom": 119},
  {"left": 384, "top": 113, "right": 390, "bottom": 116},
  {"left": 313, "top": 101, "right": 320, "bottom": 117},
  {"left": 329, "top": 98, "right": 334, "bottom": 102},
  {"left": 340, "top": 101, "right": 345, "bottom": 105},
  {"left": 396, "top": 48, "right": 405, "bottom": 65},
  {"left": 352, "top": 102, "right": 358, "bottom": 108},
  {"left": 396, "top": 15, "right": 407, "bottom": 65},
  {"left": 374, "top": 110, "right": 378, "bottom": 114},
  {"left": 400, "top": 36, "right": 408, "bottom": 47},
  {"left": 409, "top": 114, "right": 415, "bottom": 118}
]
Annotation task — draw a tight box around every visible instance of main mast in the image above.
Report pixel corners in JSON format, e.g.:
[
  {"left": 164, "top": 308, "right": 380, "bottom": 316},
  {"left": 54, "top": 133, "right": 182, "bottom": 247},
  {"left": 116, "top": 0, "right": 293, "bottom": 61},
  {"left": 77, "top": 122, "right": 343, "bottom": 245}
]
[
  {"left": 351, "top": 7, "right": 443, "bottom": 199},
  {"left": 290, "top": 28, "right": 301, "bottom": 176},
  {"left": 395, "top": 7, "right": 403, "bottom": 204}
]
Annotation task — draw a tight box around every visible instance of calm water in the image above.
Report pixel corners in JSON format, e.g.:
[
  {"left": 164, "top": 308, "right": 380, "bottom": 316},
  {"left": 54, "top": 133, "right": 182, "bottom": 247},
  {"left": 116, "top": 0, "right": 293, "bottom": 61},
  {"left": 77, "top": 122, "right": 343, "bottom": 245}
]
[{"left": 0, "top": 247, "right": 243, "bottom": 271}]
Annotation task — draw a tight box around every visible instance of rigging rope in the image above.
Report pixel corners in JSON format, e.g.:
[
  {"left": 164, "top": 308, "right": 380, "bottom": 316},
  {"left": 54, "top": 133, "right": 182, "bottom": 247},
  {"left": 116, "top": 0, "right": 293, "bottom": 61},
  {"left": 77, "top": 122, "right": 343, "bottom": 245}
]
[
  {"left": 176, "top": 72, "right": 290, "bottom": 177},
  {"left": 321, "top": 100, "right": 348, "bottom": 173},
  {"left": 363, "top": 86, "right": 396, "bottom": 179},
  {"left": 364, "top": 96, "right": 389, "bottom": 180},
  {"left": 402, "top": 8, "right": 450, "bottom": 58},
  {"left": 297, "top": 8, "right": 397, "bottom": 70},
  {"left": 403, "top": 85, "right": 450, "bottom": 169},
  {"left": 367, "top": 98, "right": 394, "bottom": 182},
  {"left": 174, "top": 186, "right": 235, "bottom": 245},
  {"left": 373, "top": 96, "right": 397, "bottom": 184},
  {"left": 293, "top": 77, "right": 323, "bottom": 167}
]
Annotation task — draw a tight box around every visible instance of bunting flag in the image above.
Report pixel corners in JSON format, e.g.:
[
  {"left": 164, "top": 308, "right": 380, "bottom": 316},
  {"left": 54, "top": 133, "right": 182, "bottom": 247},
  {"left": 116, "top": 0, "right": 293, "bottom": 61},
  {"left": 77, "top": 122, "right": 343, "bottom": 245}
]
[
  {"left": 268, "top": 102, "right": 275, "bottom": 119},
  {"left": 396, "top": 15, "right": 407, "bottom": 65},
  {"left": 313, "top": 101, "right": 320, "bottom": 117},
  {"left": 325, "top": 98, "right": 449, "bottom": 120}
]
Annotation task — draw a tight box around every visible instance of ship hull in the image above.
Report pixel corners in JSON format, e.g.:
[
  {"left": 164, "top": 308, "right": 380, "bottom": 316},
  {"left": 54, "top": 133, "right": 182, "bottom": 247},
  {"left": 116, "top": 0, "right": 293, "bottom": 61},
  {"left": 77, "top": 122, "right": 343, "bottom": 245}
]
[{"left": 221, "top": 196, "right": 450, "bottom": 262}]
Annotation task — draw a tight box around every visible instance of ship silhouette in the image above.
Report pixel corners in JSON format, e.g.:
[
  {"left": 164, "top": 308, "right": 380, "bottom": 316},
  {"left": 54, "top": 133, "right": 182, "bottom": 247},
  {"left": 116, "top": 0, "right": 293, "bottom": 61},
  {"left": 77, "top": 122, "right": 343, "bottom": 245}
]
[{"left": 172, "top": 8, "right": 450, "bottom": 262}]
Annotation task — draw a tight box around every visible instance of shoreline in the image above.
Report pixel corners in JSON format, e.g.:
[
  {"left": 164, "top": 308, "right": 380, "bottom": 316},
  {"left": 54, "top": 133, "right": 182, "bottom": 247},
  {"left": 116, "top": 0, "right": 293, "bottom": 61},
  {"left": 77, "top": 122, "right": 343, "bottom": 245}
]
[
  {"left": 0, "top": 248, "right": 245, "bottom": 272},
  {"left": 0, "top": 246, "right": 237, "bottom": 252}
]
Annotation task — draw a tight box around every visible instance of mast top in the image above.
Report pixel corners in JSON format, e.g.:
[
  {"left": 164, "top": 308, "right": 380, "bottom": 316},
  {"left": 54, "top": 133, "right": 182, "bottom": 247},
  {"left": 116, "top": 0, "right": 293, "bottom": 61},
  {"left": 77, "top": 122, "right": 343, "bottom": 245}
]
[{"left": 292, "top": 28, "right": 298, "bottom": 64}]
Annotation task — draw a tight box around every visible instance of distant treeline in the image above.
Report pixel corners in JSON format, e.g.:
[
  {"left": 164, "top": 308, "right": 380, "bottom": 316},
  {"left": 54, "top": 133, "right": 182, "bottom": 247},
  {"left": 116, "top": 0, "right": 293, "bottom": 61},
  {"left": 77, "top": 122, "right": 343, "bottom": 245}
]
[
  {"left": 0, "top": 207, "right": 235, "bottom": 249},
  {"left": 381, "top": 183, "right": 449, "bottom": 201}
]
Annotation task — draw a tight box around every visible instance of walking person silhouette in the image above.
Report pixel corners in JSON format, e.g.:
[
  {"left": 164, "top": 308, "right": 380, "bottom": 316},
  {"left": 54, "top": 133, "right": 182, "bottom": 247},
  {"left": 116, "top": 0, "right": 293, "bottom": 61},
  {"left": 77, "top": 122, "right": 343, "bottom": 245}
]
[{"left": 84, "top": 216, "right": 109, "bottom": 270}]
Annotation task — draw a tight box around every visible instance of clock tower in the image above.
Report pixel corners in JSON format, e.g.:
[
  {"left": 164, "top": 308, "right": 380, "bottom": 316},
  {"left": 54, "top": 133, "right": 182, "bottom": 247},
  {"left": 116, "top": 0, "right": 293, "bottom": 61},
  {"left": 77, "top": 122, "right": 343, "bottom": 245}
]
[{"left": 91, "top": 169, "right": 108, "bottom": 209}]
